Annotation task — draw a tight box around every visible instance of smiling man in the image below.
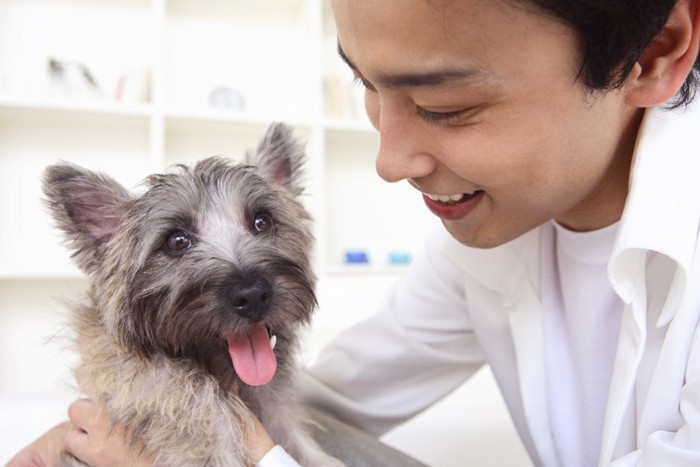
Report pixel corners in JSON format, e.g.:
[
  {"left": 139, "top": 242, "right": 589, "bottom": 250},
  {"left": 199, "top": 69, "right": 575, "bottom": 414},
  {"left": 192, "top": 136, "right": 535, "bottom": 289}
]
[{"left": 300, "top": 1, "right": 700, "bottom": 466}]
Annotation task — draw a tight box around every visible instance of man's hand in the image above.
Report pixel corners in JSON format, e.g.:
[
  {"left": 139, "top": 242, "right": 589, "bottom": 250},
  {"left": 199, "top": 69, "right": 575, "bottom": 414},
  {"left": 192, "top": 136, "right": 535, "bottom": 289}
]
[
  {"left": 62, "top": 398, "right": 155, "bottom": 467},
  {"left": 6, "top": 422, "right": 70, "bottom": 467},
  {"left": 244, "top": 409, "right": 276, "bottom": 463},
  {"left": 8, "top": 397, "right": 277, "bottom": 467},
  {"left": 63, "top": 398, "right": 277, "bottom": 465}
]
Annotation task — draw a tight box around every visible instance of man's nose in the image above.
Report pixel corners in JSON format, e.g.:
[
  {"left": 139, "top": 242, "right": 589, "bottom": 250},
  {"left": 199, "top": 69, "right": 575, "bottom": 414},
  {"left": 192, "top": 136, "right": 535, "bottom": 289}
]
[{"left": 374, "top": 108, "right": 437, "bottom": 183}]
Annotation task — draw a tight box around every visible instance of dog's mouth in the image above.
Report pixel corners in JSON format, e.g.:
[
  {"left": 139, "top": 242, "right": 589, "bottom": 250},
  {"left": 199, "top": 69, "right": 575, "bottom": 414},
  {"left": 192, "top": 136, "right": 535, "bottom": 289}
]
[{"left": 225, "top": 323, "right": 278, "bottom": 387}]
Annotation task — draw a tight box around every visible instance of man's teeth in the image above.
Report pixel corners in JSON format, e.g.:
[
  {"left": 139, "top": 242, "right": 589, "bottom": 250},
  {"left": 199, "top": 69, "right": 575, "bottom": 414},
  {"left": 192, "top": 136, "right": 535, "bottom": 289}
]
[
  {"left": 269, "top": 334, "right": 277, "bottom": 351},
  {"left": 426, "top": 193, "right": 470, "bottom": 203}
]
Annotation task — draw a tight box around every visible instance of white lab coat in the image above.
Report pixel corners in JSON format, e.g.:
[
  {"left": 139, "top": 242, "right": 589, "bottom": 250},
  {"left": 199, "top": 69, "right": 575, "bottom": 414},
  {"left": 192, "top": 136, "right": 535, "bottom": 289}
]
[{"left": 304, "top": 103, "right": 700, "bottom": 466}]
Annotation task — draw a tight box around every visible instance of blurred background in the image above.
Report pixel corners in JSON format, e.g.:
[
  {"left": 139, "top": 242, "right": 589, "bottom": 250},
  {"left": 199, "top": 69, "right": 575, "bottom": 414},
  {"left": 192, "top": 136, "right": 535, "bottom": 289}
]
[{"left": 0, "top": 0, "right": 529, "bottom": 465}]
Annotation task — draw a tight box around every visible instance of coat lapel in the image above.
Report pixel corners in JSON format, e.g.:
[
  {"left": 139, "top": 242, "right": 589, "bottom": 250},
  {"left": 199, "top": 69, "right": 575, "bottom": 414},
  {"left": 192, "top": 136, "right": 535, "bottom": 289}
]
[
  {"left": 505, "top": 262, "right": 558, "bottom": 467},
  {"left": 441, "top": 227, "right": 558, "bottom": 466},
  {"left": 599, "top": 294, "right": 647, "bottom": 464}
]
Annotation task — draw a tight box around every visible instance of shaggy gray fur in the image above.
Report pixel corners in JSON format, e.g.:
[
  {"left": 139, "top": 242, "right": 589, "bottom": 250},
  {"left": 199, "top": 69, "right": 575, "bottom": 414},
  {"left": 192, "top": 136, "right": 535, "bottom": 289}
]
[{"left": 43, "top": 123, "right": 343, "bottom": 466}]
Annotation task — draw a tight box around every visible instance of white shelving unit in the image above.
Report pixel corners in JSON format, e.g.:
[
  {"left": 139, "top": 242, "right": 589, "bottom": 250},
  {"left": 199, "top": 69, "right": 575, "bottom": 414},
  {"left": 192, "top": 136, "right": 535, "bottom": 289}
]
[
  {"left": 0, "top": 0, "right": 440, "bottom": 394},
  {"left": 0, "top": 0, "right": 437, "bottom": 278}
]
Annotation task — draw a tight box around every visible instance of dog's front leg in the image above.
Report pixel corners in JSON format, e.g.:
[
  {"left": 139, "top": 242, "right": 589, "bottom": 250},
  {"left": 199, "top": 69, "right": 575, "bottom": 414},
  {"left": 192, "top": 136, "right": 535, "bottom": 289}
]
[{"left": 252, "top": 386, "right": 345, "bottom": 467}]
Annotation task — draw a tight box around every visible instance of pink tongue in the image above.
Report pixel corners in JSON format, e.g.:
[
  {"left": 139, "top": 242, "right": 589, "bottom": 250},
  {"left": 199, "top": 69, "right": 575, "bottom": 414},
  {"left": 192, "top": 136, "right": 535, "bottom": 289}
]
[{"left": 226, "top": 323, "right": 277, "bottom": 386}]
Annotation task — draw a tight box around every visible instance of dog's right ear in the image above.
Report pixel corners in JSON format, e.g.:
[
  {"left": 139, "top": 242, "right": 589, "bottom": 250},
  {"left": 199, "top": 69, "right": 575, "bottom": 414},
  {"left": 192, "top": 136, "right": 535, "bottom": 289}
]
[
  {"left": 246, "top": 122, "right": 306, "bottom": 196},
  {"left": 42, "top": 162, "right": 131, "bottom": 273}
]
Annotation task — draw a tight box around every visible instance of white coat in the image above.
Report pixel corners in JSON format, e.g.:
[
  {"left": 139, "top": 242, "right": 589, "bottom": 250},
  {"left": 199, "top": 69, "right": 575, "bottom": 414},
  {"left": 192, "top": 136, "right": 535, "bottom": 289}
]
[{"left": 304, "top": 103, "right": 700, "bottom": 466}]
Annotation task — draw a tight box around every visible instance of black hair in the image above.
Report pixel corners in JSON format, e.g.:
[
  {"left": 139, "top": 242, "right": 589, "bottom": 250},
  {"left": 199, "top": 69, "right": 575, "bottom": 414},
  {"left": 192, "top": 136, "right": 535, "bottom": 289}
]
[{"left": 524, "top": 0, "right": 700, "bottom": 107}]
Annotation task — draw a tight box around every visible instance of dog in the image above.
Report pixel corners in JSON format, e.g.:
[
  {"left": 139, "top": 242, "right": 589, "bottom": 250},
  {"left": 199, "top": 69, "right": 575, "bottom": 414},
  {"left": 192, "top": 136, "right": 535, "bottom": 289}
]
[{"left": 42, "top": 123, "right": 343, "bottom": 466}]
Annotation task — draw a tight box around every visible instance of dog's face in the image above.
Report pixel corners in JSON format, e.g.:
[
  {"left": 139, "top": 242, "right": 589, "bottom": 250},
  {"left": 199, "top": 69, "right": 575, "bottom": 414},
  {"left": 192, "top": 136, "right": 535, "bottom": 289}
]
[{"left": 43, "top": 123, "right": 315, "bottom": 391}]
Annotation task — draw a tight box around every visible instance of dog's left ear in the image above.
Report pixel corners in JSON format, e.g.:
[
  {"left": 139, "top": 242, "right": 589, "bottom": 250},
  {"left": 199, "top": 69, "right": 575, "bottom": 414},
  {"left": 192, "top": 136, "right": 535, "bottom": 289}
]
[
  {"left": 246, "top": 122, "right": 306, "bottom": 195},
  {"left": 42, "top": 162, "right": 131, "bottom": 273}
]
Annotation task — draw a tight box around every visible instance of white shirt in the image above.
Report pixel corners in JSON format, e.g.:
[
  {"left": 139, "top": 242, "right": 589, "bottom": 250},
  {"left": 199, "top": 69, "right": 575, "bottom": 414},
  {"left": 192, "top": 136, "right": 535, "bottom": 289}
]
[
  {"left": 257, "top": 445, "right": 299, "bottom": 467},
  {"left": 543, "top": 221, "right": 622, "bottom": 466},
  {"left": 303, "top": 102, "right": 700, "bottom": 467}
]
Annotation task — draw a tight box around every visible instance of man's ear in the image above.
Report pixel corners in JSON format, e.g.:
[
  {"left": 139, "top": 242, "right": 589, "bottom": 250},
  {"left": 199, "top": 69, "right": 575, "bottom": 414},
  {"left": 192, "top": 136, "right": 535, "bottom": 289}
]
[{"left": 625, "top": 0, "right": 700, "bottom": 107}]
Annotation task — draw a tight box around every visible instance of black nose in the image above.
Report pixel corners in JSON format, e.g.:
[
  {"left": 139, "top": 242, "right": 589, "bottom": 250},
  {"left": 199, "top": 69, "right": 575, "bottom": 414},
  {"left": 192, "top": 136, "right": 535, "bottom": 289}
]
[{"left": 228, "top": 276, "right": 273, "bottom": 321}]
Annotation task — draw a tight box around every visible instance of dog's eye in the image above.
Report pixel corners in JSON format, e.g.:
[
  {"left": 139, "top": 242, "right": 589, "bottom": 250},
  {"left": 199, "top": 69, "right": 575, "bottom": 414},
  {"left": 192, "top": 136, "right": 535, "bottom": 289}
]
[
  {"left": 164, "top": 230, "right": 193, "bottom": 254},
  {"left": 253, "top": 212, "right": 274, "bottom": 233}
]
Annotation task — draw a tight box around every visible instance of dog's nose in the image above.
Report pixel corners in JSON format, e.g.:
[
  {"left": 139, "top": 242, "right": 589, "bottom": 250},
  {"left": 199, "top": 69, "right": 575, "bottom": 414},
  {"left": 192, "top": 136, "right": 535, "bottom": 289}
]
[{"left": 228, "top": 277, "right": 273, "bottom": 321}]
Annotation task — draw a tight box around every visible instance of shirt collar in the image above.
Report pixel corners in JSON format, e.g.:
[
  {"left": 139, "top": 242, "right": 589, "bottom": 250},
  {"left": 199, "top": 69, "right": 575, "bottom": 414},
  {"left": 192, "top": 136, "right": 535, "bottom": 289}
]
[{"left": 609, "top": 103, "right": 700, "bottom": 326}]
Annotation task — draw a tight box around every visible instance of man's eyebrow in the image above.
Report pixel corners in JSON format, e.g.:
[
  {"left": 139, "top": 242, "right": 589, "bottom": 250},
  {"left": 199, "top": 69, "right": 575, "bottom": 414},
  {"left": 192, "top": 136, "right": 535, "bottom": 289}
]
[
  {"left": 337, "top": 42, "right": 359, "bottom": 71},
  {"left": 337, "top": 41, "right": 484, "bottom": 89}
]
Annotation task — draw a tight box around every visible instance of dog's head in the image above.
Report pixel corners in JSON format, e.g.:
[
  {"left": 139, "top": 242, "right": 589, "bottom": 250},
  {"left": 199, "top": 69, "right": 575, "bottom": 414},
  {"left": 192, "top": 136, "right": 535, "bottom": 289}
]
[{"left": 42, "top": 123, "right": 315, "bottom": 390}]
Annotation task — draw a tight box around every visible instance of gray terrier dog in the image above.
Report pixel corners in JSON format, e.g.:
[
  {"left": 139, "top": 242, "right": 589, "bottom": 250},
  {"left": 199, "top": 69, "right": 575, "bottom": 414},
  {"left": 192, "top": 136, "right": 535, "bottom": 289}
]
[{"left": 43, "top": 123, "right": 343, "bottom": 466}]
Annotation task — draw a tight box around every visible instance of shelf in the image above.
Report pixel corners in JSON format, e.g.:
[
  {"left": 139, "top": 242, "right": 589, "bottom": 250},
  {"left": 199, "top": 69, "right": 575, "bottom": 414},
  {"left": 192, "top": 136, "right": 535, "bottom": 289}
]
[
  {"left": 0, "top": 95, "right": 153, "bottom": 120},
  {"left": 322, "top": 265, "right": 410, "bottom": 277},
  {"left": 165, "top": 107, "right": 312, "bottom": 128},
  {"left": 166, "top": 0, "right": 310, "bottom": 23},
  {"left": 0, "top": 95, "right": 335, "bottom": 130}
]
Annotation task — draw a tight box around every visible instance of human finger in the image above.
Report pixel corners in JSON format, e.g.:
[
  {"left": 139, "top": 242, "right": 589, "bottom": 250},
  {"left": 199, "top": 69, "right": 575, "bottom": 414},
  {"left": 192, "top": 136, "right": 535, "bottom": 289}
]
[
  {"left": 64, "top": 398, "right": 119, "bottom": 466},
  {"left": 5, "top": 422, "right": 71, "bottom": 467},
  {"left": 243, "top": 407, "right": 276, "bottom": 462},
  {"left": 63, "top": 398, "right": 155, "bottom": 467},
  {"left": 62, "top": 423, "right": 90, "bottom": 461},
  {"left": 66, "top": 398, "right": 96, "bottom": 433}
]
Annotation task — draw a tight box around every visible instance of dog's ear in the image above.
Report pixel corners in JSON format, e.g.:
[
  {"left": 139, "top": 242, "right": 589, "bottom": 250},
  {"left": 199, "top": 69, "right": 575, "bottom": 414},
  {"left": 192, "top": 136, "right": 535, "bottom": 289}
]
[
  {"left": 246, "top": 122, "right": 306, "bottom": 195},
  {"left": 42, "top": 162, "right": 131, "bottom": 273}
]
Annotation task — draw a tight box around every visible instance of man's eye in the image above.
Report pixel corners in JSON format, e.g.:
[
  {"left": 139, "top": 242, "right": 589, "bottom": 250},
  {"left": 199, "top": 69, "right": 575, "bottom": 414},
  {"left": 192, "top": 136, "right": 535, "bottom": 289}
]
[
  {"left": 416, "top": 107, "right": 473, "bottom": 125},
  {"left": 163, "top": 230, "right": 193, "bottom": 255},
  {"left": 253, "top": 212, "right": 274, "bottom": 233}
]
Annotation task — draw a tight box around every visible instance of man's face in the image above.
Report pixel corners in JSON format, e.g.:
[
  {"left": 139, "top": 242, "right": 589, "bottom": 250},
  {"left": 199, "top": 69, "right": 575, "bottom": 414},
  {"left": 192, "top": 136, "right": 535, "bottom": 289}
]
[{"left": 332, "top": 0, "right": 642, "bottom": 248}]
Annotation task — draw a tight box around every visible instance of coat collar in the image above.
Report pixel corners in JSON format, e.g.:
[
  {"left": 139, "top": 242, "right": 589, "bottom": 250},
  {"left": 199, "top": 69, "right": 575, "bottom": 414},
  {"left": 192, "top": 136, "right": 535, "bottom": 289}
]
[{"left": 609, "top": 104, "right": 700, "bottom": 327}]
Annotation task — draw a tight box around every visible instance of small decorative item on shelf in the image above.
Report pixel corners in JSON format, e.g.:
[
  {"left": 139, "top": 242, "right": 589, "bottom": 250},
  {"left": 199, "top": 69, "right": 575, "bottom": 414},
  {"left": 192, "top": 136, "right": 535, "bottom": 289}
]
[
  {"left": 47, "top": 57, "right": 103, "bottom": 100},
  {"left": 209, "top": 86, "right": 246, "bottom": 111},
  {"left": 387, "top": 251, "right": 412, "bottom": 266},
  {"left": 344, "top": 249, "right": 369, "bottom": 265},
  {"left": 114, "top": 68, "right": 152, "bottom": 103}
]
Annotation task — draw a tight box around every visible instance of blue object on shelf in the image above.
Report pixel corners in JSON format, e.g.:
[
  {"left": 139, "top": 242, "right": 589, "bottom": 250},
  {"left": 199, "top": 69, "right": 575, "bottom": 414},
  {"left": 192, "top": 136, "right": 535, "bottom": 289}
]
[
  {"left": 344, "top": 250, "right": 369, "bottom": 264},
  {"left": 388, "top": 251, "right": 412, "bottom": 265}
]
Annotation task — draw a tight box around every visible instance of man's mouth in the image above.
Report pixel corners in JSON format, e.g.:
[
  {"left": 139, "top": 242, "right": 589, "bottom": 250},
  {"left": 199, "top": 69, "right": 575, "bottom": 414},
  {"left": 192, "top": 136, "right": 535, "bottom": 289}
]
[
  {"left": 422, "top": 190, "right": 485, "bottom": 220},
  {"left": 424, "top": 191, "right": 478, "bottom": 203}
]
